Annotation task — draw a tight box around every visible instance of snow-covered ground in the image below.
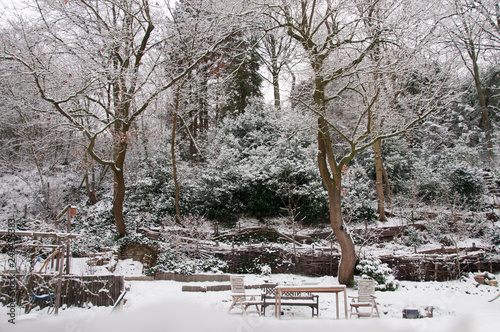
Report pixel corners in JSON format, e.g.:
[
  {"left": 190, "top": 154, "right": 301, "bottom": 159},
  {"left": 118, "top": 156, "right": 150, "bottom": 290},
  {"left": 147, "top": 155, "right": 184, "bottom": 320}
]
[
  {"left": 1, "top": 271, "right": 499, "bottom": 332},
  {"left": 1, "top": 214, "right": 499, "bottom": 332}
]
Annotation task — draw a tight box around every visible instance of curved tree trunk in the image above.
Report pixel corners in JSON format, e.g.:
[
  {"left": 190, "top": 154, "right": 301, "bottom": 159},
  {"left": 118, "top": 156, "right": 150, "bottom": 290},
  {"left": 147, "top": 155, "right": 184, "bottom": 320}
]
[
  {"left": 329, "top": 180, "right": 356, "bottom": 285},
  {"left": 317, "top": 117, "right": 356, "bottom": 285}
]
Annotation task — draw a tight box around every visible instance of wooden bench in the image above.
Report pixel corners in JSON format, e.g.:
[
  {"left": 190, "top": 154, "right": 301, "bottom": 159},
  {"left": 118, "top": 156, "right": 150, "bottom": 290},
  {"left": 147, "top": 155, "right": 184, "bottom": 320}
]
[{"left": 260, "top": 284, "right": 319, "bottom": 317}]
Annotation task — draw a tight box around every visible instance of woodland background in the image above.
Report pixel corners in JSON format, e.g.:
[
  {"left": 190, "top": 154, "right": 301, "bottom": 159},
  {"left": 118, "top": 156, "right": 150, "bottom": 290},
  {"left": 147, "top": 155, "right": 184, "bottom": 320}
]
[{"left": 0, "top": 0, "right": 499, "bottom": 282}]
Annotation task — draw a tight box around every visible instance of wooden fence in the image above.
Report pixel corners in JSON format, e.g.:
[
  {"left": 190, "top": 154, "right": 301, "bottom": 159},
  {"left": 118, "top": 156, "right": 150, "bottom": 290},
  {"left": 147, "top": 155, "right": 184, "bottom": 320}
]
[
  {"left": 208, "top": 245, "right": 500, "bottom": 281},
  {"left": 381, "top": 252, "right": 500, "bottom": 281},
  {"left": 61, "top": 275, "right": 124, "bottom": 307},
  {"left": 0, "top": 274, "right": 124, "bottom": 309}
]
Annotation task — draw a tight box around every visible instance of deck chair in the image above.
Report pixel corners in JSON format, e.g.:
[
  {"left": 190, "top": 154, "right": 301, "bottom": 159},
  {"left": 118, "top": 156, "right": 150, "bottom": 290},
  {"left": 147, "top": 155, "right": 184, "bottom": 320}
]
[
  {"left": 227, "top": 276, "right": 262, "bottom": 315},
  {"left": 349, "top": 279, "right": 380, "bottom": 318}
]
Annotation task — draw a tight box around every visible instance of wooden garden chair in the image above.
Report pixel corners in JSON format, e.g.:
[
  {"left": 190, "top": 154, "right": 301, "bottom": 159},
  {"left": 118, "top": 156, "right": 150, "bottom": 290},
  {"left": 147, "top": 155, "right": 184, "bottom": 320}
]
[
  {"left": 227, "top": 276, "right": 262, "bottom": 315},
  {"left": 349, "top": 279, "right": 380, "bottom": 318}
]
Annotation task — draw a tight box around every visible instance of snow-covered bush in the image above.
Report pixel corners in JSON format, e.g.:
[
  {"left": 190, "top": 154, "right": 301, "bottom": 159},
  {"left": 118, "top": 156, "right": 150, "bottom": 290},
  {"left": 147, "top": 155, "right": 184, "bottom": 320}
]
[
  {"left": 341, "top": 165, "right": 376, "bottom": 223},
  {"left": 444, "top": 162, "right": 485, "bottom": 209},
  {"left": 260, "top": 264, "right": 272, "bottom": 276},
  {"left": 356, "top": 256, "right": 399, "bottom": 291},
  {"left": 126, "top": 155, "right": 201, "bottom": 227},
  {"left": 482, "top": 224, "right": 500, "bottom": 246},
  {"left": 195, "top": 256, "right": 228, "bottom": 274},
  {"left": 147, "top": 250, "right": 228, "bottom": 276},
  {"left": 426, "top": 214, "right": 455, "bottom": 245},
  {"left": 412, "top": 160, "right": 443, "bottom": 202},
  {"left": 465, "top": 214, "right": 491, "bottom": 239},
  {"left": 198, "top": 99, "right": 328, "bottom": 224},
  {"left": 126, "top": 160, "right": 176, "bottom": 225},
  {"left": 148, "top": 249, "right": 195, "bottom": 275},
  {"left": 71, "top": 198, "right": 117, "bottom": 255},
  {"left": 400, "top": 225, "right": 428, "bottom": 247},
  {"left": 116, "top": 231, "right": 162, "bottom": 250},
  {"left": 379, "top": 138, "right": 412, "bottom": 196}
]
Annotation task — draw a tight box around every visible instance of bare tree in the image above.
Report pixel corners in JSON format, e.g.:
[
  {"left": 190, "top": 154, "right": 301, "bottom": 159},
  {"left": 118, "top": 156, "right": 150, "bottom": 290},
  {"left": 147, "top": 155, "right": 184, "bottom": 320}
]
[
  {"left": 0, "top": 59, "right": 75, "bottom": 217},
  {"left": 1, "top": 0, "right": 236, "bottom": 236},
  {"left": 264, "top": 0, "right": 456, "bottom": 284},
  {"left": 469, "top": 0, "right": 500, "bottom": 48},
  {"left": 443, "top": 0, "right": 496, "bottom": 166},
  {"left": 257, "top": 18, "right": 298, "bottom": 110}
]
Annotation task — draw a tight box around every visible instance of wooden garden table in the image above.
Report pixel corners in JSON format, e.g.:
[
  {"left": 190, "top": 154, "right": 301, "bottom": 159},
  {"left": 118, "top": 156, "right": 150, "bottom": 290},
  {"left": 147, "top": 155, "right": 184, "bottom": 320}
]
[{"left": 274, "top": 285, "right": 348, "bottom": 319}]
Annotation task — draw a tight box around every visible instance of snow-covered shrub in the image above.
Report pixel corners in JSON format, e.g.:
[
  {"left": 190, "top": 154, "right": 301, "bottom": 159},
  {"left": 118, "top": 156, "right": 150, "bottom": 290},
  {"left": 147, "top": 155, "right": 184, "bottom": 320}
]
[
  {"left": 426, "top": 214, "right": 455, "bottom": 245},
  {"left": 147, "top": 250, "right": 228, "bottom": 276},
  {"left": 198, "top": 99, "right": 328, "bottom": 224},
  {"left": 126, "top": 161, "right": 176, "bottom": 225},
  {"left": 196, "top": 256, "right": 228, "bottom": 274},
  {"left": 356, "top": 256, "right": 399, "bottom": 291},
  {"left": 116, "top": 231, "right": 162, "bottom": 250},
  {"left": 400, "top": 225, "right": 428, "bottom": 247},
  {"left": 127, "top": 155, "right": 192, "bottom": 227},
  {"left": 260, "top": 264, "right": 272, "bottom": 276},
  {"left": 412, "top": 160, "right": 443, "bottom": 202},
  {"left": 379, "top": 138, "right": 412, "bottom": 195},
  {"left": 71, "top": 198, "right": 117, "bottom": 255},
  {"left": 148, "top": 249, "right": 195, "bottom": 275},
  {"left": 444, "top": 162, "right": 485, "bottom": 209},
  {"left": 341, "top": 165, "right": 376, "bottom": 223},
  {"left": 483, "top": 224, "right": 500, "bottom": 246},
  {"left": 465, "top": 214, "right": 491, "bottom": 239}
]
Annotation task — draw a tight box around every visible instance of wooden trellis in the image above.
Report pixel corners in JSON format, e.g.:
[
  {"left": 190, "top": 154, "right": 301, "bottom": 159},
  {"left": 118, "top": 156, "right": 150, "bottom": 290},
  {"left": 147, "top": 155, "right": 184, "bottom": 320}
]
[{"left": 0, "top": 229, "right": 80, "bottom": 314}]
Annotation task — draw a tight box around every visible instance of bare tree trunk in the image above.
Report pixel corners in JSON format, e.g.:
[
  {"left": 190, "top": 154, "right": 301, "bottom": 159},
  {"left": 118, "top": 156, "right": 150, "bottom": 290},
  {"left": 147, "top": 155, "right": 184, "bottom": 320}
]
[
  {"left": 382, "top": 164, "right": 392, "bottom": 207},
  {"left": 374, "top": 139, "right": 387, "bottom": 221},
  {"left": 317, "top": 117, "right": 356, "bottom": 285},
  {"left": 452, "top": 4, "right": 494, "bottom": 166},
  {"left": 113, "top": 160, "right": 127, "bottom": 237},
  {"left": 472, "top": 59, "right": 494, "bottom": 166},
  {"left": 272, "top": 65, "right": 281, "bottom": 110},
  {"left": 328, "top": 180, "right": 356, "bottom": 286},
  {"left": 111, "top": 127, "right": 128, "bottom": 237},
  {"left": 84, "top": 170, "right": 98, "bottom": 205},
  {"left": 172, "top": 89, "right": 182, "bottom": 224},
  {"left": 286, "top": 63, "right": 296, "bottom": 111}
]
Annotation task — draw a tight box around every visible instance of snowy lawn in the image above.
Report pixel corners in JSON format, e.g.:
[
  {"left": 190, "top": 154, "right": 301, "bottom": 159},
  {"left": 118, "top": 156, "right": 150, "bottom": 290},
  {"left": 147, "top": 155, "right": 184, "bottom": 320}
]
[{"left": 1, "top": 272, "right": 499, "bottom": 332}]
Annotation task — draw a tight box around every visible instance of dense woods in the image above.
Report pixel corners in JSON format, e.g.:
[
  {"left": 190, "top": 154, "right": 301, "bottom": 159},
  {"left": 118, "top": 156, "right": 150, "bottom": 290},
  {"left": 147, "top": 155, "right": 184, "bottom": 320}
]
[{"left": 1, "top": 0, "right": 499, "bottom": 285}]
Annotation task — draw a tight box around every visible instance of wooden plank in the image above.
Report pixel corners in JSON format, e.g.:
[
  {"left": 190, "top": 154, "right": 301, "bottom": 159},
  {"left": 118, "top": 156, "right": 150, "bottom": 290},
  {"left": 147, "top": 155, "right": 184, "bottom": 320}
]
[
  {"left": 111, "top": 290, "right": 127, "bottom": 313},
  {"left": 0, "top": 230, "right": 80, "bottom": 239},
  {"left": 124, "top": 276, "right": 154, "bottom": 281},
  {"left": 154, "top": 272, "right": 231, "bottom": 282}
]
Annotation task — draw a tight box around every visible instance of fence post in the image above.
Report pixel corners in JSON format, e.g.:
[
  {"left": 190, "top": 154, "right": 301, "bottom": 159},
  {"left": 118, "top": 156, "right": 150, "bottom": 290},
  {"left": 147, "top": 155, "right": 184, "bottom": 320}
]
[{"left": 55, "top": 244, "right": 65, "bottom": 315}]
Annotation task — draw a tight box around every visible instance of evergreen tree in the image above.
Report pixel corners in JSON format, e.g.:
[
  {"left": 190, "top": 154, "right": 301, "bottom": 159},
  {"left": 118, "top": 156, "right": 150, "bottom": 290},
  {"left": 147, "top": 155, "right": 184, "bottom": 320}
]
[{"left": 220, "top": 35, "right": 263, "bottom": 117}]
